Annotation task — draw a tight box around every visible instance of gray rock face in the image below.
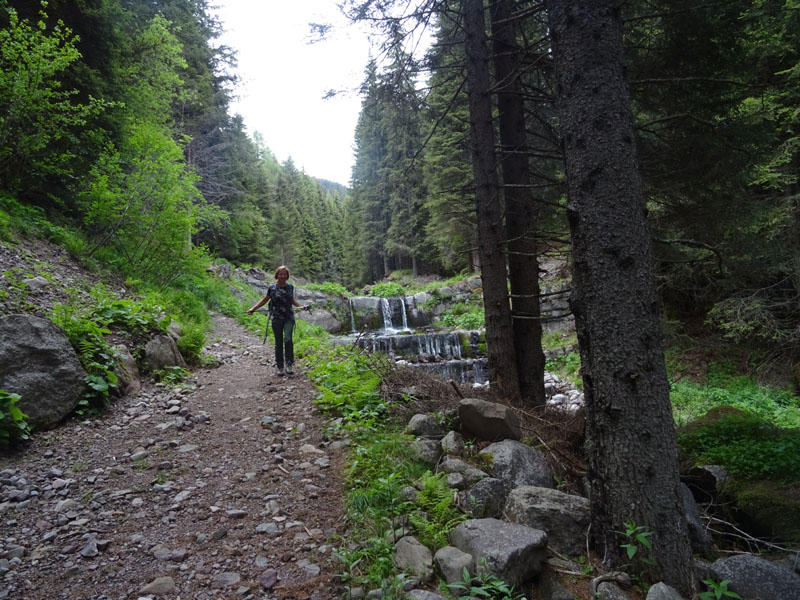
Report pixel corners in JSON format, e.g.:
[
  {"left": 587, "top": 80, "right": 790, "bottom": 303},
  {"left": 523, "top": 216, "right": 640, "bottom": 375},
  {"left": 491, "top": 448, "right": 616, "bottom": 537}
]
[
  {"left": 144, "top": 334, "right": 186, "bottom": 371},
  {"left": 394, "top": 536, "right": 434, "bottom": 580},
  {"left": 480, "top": 440, "right": 554, "bottom": 491},
  {"left": 449, "top": 518, "right": 547, "bottom": 586},
  {"left": 646, "top": 582, "right": 686, "bottom": 600},
  {"left": 434, "top": 545, "right": 474, "bottom": 585},
  {"left": 459, "top": 398, "right": 521, "bottom": 441},
  {"left": 439, "top": 457, "right": 488, "bottom": 487},
  {"left": 679, "top": 483, "right": 711, "bottom": 554},
  {"left": 298, "top": 307, "right": 342, "bottom": 332},
  {"left": 407, "top": 414, "right": 445, "bottom": 438},
  {"left": 112, "top": 344, "right": 140, "bottom": 396},
  {"left": 409, "top": 439, "right": 442, "bottom": 466},
  {"left": 0, "top": 314, "right": 87, "bottom": 429},
  {"left": 711, "top": 553, "right": 800, "bottom": 600},
  {"left": 458, "top": 477, "right": 508, "bottom": 518},
  {"left": 504, "top": 486, "right": 590, "bottom": 556}
]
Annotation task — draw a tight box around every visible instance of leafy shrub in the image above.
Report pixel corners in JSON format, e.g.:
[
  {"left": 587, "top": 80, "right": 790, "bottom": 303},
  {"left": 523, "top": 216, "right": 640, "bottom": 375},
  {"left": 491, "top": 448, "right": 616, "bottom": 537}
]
[
  {"left": 450, "top": 565, "right": 527, "bottom": 600},
  {"left": 0, "top": 390, "right": 31, "bottom": 448},
  {"left": 0, "top": 208, "right": 10, "bottom": 241},
  {"left": 306, "top": 281, "right": 352, "bottom": 297},
  {"left": 678, "top": 409, "right": 800, "bottom": 481},
  {"left": 369, "top": 282, "right": 405, "bottom": 298},
  {"left": 176, "top": 322, "right": 205, "bottom": 363},
  {"left": 545, "top": 351, "right": 582, "bottom": 388},
  {"left": 440, "top": 302, "right": 485, "bottom": 329},
  {"left": 50, "top": 302, "right": 118, "bottom": 412},
  {"left": 408, "top": 471, "right": 466, "bottom": 549},
  {"left": 670, "top": 367, "right": 800, "bottom": 427}
]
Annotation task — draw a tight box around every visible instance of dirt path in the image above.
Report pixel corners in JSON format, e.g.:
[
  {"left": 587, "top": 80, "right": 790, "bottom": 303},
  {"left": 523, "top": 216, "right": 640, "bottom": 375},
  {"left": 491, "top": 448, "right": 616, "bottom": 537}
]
[{"left": 1, "top": 313, "right": 346, "bottom": 600}]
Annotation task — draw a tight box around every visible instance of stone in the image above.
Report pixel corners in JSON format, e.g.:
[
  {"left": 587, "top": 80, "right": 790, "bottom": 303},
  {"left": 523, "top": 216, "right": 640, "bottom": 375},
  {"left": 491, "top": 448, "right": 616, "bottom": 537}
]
[
  {"left": 503, "top": 486, "right": 590, "bottom": 556},
  {"left": 259, "top": 568, "right": 278, "bottom": 589},
  {"left": 112, "top": 344, "right": 140, "bottom": 396},
  {"left": 144, "top": 334, "right": 186, "bottom": 371},
  {"left": 393, "top": 536, "right": 434, "bottom": 581},
  {"left": 139, "top": 576, "right": 176, "bottom": 595},
  {"left": 434, "top": 545, "right": 474, "bottom": 585},
  {"left": 407, "top": 414, "right": 445, "bottom": 438},
  {"left": 480, "top": 440, "right": 554, "bottom": 491},
  {"left": 0, "top": 314, "right": 88, "bottom": 429},
  {"left": 449, "top": 518, "right": 547, "bottom": 586},
  {"left": 211, "top": 572, "right": 241, "bottom": 588},
  {"left": 711, "top": 553, "right": 800, "bottom": 600},
  {"left": 646, "top": 582, "right": 686, "bottom": 600},
  {"left": 458, "top": 398, "right": 521, "bottom": 441}
]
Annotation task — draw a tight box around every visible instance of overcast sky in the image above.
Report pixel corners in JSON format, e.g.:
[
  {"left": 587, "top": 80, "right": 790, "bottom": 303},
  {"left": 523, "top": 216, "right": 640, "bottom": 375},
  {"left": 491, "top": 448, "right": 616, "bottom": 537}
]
[{"left": 212, "top": 1, "right": 375, "bottom": 185}]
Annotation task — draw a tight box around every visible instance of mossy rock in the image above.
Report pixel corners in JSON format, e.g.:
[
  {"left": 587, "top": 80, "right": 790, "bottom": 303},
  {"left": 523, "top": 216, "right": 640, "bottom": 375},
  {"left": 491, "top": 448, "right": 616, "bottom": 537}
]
[
  {"left": 727, "top": 479, "right": 800, "bottom": 543},
  {"left": 458, "top": 331, "right": 472, "bottom": 358}
]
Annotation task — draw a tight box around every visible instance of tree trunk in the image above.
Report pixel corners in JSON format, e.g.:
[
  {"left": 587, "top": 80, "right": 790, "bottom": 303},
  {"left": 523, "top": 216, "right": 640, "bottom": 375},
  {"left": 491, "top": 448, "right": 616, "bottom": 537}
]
[
  {"left": 490, "top": 0, "right": 546, "bottom": 406},
  {"left": 463, "top": 0, "right": 521, "bottom": 404},
  {"left": 545, "top": 0, "right": 694, "bottom": 594}
]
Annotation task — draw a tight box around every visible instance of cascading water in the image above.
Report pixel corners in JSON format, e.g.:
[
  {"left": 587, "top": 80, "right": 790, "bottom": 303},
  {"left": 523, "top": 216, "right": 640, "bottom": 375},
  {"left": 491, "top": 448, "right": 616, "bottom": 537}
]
[
  {"left": 348, "top": 298, "right": 356, "bottom": 333},
  {"left": 380, "top": 298, "right": 395, "bottom": 333},
  {"left": 340, "top": 295, "right": 486, "bottom": 385}
]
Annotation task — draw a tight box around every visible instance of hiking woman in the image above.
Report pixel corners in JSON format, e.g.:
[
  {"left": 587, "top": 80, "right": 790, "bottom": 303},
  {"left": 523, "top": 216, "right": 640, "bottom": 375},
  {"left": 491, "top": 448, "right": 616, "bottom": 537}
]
[{"left": 247, "top": 265, "right": 309, "bottom": 376}]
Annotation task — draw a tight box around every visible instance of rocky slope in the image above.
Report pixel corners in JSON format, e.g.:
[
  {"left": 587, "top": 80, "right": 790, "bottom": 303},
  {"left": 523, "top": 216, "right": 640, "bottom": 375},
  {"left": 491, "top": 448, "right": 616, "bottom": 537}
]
[{"left": 1, "top": 312, "right": 347, "bottom": 600}]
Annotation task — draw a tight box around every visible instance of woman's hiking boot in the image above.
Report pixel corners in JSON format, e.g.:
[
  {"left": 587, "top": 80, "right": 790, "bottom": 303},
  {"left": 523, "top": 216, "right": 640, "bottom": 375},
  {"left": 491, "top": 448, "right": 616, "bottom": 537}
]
[
  {"left": 276, "top": 366, "right": 285, "bottom": 376},
  {"left": 286, "top": 363, "right": 294, "bottom": 376}
]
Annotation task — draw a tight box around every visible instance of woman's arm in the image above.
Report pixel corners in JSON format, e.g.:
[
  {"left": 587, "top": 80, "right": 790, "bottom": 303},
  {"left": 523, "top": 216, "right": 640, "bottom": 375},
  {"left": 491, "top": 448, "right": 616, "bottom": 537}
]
[{"left": 247, "top": 293, "right": 270, "bottom": 315}]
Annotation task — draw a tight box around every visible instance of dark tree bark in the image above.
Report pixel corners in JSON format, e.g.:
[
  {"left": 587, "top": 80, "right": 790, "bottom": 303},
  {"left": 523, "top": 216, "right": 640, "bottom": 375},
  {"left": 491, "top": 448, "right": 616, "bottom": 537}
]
[
  {"left": 490, "top": 0, "right": 546, "bottom": 406},
  {"left": 463, "top": 0, "right": 521, "bottom": 403},
  {"left": 545, "top": 0, "right": 694, "bottom": 594}
]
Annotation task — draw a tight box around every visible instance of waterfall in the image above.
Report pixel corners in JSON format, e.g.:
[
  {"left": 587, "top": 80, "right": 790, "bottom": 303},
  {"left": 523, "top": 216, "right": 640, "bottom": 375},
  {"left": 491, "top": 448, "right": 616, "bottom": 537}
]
[
  {"left": 349, "top": 298, "right": 356, "bottom": 333},
  {"left": 380, "top": 298, "right": 396, "bottom": 333},
  {"left": 400, "top": 298, "right": 410, "bottom": 332}
]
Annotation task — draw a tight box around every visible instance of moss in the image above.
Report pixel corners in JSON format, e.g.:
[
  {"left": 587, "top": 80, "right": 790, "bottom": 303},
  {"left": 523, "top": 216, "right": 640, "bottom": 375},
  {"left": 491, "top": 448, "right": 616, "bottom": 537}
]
[
  {"left": 728, "top": 479, "right": 800, "bottom": 543},
  {"left": 458, "top": 331, "right": 472, "bottom": 358}
]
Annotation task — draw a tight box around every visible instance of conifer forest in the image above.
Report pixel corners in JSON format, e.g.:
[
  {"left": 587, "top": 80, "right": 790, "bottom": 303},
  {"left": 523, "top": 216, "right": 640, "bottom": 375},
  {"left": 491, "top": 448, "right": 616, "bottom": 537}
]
[{"left": 3, "top": 0, "right": 800, "bottom": 597}]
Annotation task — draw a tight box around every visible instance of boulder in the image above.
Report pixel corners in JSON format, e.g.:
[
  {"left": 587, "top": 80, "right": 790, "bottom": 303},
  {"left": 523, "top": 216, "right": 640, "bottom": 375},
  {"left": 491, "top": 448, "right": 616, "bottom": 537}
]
[
  {"left": 645, "top": 583, "right": 685, "bottom": 600},
  {"left": 144, "top": 334, "right": 186, "bottom": 372},
  {"left": 458, "top": 477, "right": 507, "bottom": 518},
  {"left": 449, "top": 518, "right": 547, "bottom": 586},
  {"left": 480, "top": 440, "right": 555, "bottom": 491},
  {"left": 0, "top": 314, "right": 87, "bottom": 429},
  {"left": 504, "top": 486, "right": 590, "bottom": 556},
  {"left": 407, "top": 414, "right": 445, "bottom": 439},
  {"left": 458, "top": 398, "right": 521, "bottom": 441},
  {"left": 112, "top": 344, "right": 140, "bottom": 396},
  {"left": 394, "top": 536, "right": 434, "bottom": 581},
  {"left": 434, "top": 545, "right": 474, "bottom": 585},
  {"left": 711, "top": 553, "right": 800, "bottom": 600}
]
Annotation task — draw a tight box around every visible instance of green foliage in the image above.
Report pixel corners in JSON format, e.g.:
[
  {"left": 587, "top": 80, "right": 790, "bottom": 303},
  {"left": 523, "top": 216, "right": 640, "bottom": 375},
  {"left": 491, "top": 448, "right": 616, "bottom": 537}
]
[
  {"left": 153, "top": 366, "right": 189, "bottom": 386},
  {"left": 369, "top": 282, "right": 406, "bottom": 298},
  {"left": 1, "top": 267, "right": 35, "bottom": 312},
  {"left": 305, "top": 281, "right": 352, "bottom": 297},
  {"left": 699, "top": 579, "right": 742, "bottom": 600},
  {"left": 541, "top": 329, "right": 577, "bottom": 351},
  {"left": 545, "top": 351, "right": 582, "bottom": 388},
  {"left": 0, "top": 389, "right": 31, "bottom": 448},
  {"left": 440, "top": 302, "right": 485, "bottom": 329},
  {"left": 306, "top": 346, "right": 384, "bottom": 433},
  {"left": 450, "top": 565, "right": 527, "bottom": 600},
  {"left": 0, "top": 3, "right": 108, "bottom": 189},
  {"left": 617, "top": 521, "right": 656, "bottom": 566},
  {"left": 678, "top": 410, "right": 800, "bottom": 481},
  {"left": 670, "top": 364, "right": 800, "bottom": 428},
  {"left": 407, "top": 471, "right": 466, "bottom": 549},
  {"left": 176, "top": 322, "right": 205, "bottom": 364},
  {"left": 49, "top": 302, "right": 117, "bottom": 412}
]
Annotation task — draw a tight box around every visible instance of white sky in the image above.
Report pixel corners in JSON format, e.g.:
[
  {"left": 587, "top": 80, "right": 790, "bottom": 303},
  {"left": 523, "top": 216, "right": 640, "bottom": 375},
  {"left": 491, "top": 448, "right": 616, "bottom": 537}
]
[{"left": 212, "top": 1, "right": 375, "bottom": 186}]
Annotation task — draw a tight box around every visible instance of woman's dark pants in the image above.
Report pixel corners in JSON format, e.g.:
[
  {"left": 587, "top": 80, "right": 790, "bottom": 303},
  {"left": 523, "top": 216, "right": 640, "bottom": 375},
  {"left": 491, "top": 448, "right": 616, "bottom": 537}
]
[{"left": 271, "top": 317, "right": 295, "bottom": 368}]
